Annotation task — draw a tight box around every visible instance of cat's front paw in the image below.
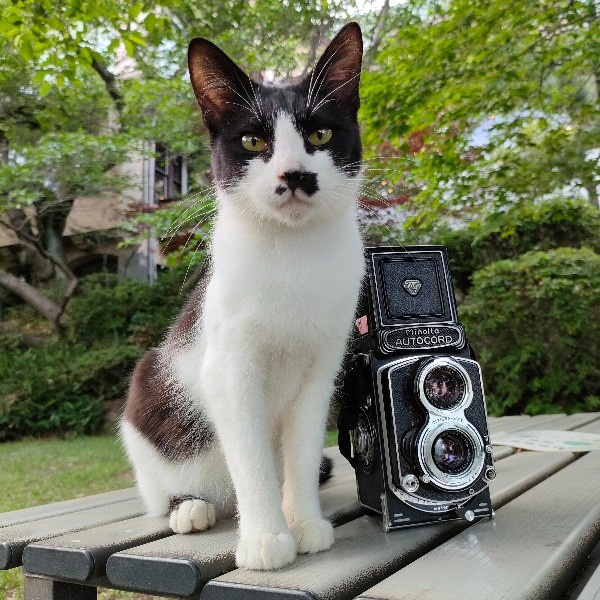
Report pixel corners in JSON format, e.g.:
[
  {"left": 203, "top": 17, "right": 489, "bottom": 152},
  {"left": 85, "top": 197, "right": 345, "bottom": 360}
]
[
  {"left": 289, "top": 518, "right": 334, "bottom": 554},
  {"left": 169, "top": 498, "right": 216, "bottom": 534},
  {"left": 236, "top": 532, "right": 296, "bottom": 570}
]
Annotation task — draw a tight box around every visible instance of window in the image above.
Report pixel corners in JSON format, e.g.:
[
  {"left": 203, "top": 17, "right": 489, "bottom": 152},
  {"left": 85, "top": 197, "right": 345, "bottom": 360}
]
[{"left": 154, "top": 143, "right": 187, "bottom": 202}]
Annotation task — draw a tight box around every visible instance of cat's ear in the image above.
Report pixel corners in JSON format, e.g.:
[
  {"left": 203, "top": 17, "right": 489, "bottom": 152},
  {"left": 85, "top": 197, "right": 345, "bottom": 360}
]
[
  {"left": 188, "top": 38, "right": 253, "bottom": 132},
  {"left": 307, "top": 22, "right": 363, "bottom": 113}
]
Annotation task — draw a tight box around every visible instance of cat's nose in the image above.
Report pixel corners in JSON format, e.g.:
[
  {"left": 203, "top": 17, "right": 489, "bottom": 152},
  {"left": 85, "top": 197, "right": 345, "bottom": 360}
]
[{"left": 277, "top": 170, "right": 319, "bottom": 196}]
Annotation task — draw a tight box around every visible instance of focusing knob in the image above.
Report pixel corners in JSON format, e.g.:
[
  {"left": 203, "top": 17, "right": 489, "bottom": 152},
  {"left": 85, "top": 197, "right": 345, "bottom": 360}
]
[
  {"left": 401, "top": 474, "right": 420, "bottom": 493},
  {"left": 484, "top": 467, "right": 497, "bottom": 481}
]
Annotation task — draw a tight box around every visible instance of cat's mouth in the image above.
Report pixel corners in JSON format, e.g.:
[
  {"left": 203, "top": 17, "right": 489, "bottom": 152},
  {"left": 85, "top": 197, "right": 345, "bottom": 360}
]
[{"left": 278, "top": 192, "right": 313, "bottom": 215}]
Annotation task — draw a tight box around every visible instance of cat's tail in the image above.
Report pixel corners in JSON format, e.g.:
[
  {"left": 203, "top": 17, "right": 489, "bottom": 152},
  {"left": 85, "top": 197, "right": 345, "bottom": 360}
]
[{"left": 319, "top": 455, "right": 333, "bottom": 484}]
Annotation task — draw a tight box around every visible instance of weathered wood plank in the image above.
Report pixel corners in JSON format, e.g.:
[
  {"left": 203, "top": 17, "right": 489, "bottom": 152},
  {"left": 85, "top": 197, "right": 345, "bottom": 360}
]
[
  {"left": 0, "top": 499, "right": 144, "bottom": 570},
  {"left": 199, "top": 440, "right": 593, "bottom": 600},
  {"left": 0, "top": 488, "right": 137, "bottom": 529},
  {"left": 24, "top": 481, "right": 363, "bottom": 586},
  {"left": 104, "top": 476, "right": 362, "bottom": 597},
  {"left": 356, "top": 451, "right": 600, "bottom": 600},
  {"left": 23, "top": 515, "right": 171, "bottom": 583}
]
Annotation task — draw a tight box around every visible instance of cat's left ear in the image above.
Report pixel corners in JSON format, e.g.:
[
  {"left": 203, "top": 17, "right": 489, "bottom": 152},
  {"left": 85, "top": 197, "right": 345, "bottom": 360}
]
[
  {"left": 188, "top": 38, "right": 254, "bottom": 134},
  {"left": 306, "top": 22, "right": 363, "bottom": 113}
]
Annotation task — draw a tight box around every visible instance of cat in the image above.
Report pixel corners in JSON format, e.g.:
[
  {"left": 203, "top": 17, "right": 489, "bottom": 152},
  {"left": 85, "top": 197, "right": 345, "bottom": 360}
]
[{"left": 120, "top": 22, "right": 364, "bottom": 571}]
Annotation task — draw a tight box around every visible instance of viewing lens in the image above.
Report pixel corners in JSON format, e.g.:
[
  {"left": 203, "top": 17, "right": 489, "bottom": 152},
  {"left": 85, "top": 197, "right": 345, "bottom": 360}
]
[
  {"left": 431, "top": 430, "right": 473, "bottom": 474},
  {"left": 423, "top": 366, "right": 465, "bottom": 410}
]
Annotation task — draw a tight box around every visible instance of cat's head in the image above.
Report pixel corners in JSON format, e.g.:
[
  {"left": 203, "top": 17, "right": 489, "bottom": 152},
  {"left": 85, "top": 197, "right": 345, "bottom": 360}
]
[{"left": 188, "top": 23, "right": 363, "bottom": 227}]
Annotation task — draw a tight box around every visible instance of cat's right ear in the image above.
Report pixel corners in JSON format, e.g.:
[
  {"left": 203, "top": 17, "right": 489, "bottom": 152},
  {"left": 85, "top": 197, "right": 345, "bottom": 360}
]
[{"left": 188, "top": 38, "right": 253, "bottom": 133}]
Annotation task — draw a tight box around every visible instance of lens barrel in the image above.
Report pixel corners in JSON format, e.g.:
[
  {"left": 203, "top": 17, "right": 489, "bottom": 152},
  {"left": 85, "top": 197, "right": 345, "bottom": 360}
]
[
  {"left": 431, "top": 429, "right": 474, "bottom": 475},
  {"left": 416, "top": 357, "right": 472, "bottom": 414}
]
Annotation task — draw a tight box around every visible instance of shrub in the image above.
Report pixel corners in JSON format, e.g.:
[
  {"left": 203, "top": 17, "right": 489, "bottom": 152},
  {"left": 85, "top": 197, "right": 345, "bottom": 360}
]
[
  {"left": 0, "top": 338, "right": 142, "bottom": 440},
  {"left": 437, "top": 198, "right": 600, "bottom": 292},
  {"left": 460, "top": 247, "right": 600, "bottom": 416},
  {"left": 67, "top": 270, "right": 186, "bottom": 347},
  {"left": 0, "top": 266, "right": 194, "bottom": 440}
]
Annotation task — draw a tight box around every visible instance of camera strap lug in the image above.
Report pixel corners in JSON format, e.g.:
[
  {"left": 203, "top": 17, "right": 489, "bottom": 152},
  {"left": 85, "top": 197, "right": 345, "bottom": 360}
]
[{"left": 337, "top": 353, "right": 362, "bottom": 468}]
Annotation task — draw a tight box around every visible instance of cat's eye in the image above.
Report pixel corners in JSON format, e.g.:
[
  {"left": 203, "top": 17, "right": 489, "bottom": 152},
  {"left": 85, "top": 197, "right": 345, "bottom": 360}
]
[
  {"left": 308, "top": 128, "right": 333, "bottom": 146},
  {"left": 241, "top": 135, "right": 266, "bottom": 152}
]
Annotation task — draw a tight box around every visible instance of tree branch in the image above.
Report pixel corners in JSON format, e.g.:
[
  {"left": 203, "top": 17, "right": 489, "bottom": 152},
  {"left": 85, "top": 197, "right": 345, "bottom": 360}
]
[
  {"left": 364, "top": 0, "right": 391, "bottom": 70},
  {"left": 0, "top": 268, "right": 63, "bottom": 333},
  {"left": 91, "top": 58, "right": 124, "bottom": 113}
]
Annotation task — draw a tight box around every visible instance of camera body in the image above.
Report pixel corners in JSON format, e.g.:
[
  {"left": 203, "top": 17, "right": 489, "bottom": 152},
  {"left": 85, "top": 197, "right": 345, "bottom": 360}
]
[{"left": 339, "top": 246, "right": 495, "bottom": 530}]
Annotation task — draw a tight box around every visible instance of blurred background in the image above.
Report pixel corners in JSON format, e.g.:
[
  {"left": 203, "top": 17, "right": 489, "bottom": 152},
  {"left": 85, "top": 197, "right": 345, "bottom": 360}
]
[{"left": 0, "top": 0, "right": 598, "bottom": 439}]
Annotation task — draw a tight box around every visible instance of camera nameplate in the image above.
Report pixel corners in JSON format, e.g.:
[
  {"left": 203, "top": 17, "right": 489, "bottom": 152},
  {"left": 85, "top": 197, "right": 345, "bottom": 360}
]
[{"left": 378, "top": 323, "right": 466, "bottom": 355}]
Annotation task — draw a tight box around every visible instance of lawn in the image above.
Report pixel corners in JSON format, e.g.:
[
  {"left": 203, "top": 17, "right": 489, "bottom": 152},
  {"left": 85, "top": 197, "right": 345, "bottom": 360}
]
[
  {"left": 0, "top": 431, "right": 338, "bottom": 599},
  {"left": 0, "top": 434, "right": 149, "bottom": 600}
]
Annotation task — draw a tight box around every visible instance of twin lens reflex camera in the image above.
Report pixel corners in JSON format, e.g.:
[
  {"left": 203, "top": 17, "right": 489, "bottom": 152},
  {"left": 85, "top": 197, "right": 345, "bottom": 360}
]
[{"left": 338, "top": 246, "right": 495, "bottom": 530}]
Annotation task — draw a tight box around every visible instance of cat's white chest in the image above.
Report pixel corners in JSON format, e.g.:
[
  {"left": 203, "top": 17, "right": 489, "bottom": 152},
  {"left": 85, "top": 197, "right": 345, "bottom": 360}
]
[{"left": 208, "top": 209, "right": 363, "bottom": 350}]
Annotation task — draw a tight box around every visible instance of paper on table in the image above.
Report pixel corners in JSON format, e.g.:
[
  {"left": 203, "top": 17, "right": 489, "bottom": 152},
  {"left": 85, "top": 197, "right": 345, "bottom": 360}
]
[{"left": 492, "top": 430, "right": 600, "bottom": 452}]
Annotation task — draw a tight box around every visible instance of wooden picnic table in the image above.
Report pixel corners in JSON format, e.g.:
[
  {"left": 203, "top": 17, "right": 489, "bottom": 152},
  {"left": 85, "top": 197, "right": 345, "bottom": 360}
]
[{"left": 1, "top": 412, "right": 599, "bottom": 600}]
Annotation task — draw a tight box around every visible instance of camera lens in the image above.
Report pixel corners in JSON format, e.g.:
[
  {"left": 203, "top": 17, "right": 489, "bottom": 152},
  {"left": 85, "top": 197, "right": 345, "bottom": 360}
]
[
  {"left": 431, "top": 430, "right": 473, "bottom": 474},
  {"left": 423, "top": 365, "right": 465, "bottom": 410}
]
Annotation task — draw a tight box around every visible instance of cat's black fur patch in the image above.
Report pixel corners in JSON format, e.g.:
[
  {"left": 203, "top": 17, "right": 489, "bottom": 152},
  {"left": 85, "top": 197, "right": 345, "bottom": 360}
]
[
  {"left": 319, "top": 455, "right": 333, "bottom": 485},
  {"left": 208, "top": 82, "right": 362, "bottom": 188},
  {"left": 124, "top": 347, "right": 215, "bottom": 461},
  {"left": 189, "top": 23, "right": 363, "bottom": 189}
]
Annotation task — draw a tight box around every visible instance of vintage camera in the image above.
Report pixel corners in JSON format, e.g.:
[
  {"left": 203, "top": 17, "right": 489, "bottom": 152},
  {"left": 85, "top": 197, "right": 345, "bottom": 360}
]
[{"left": 338, "top": 246, "right": 495, "bottom": 530}]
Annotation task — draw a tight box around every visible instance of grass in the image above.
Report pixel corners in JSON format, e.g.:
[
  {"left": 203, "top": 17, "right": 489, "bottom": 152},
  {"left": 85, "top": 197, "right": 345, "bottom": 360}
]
[
  {"left": 0, "top": 434, "right": 146, "bottom": 600},
  {"left": 0, "top": 435, "right": 134, "bottom": 513},
  {"left": 0, "top": 431, "right": 339, "bottom": 599}
]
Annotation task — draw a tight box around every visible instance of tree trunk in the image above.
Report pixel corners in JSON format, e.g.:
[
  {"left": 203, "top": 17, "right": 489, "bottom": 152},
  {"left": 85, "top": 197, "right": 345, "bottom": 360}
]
[
  {"left": 0, "top": 268, "right": 63, "bottom": 332},
  {"left": 363, "top": 0, "right": 391, "bottom": 70}
]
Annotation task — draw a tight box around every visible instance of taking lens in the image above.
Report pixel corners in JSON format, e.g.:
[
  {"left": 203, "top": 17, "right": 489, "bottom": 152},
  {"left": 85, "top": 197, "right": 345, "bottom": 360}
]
[
  {"left": 431, "top": 430, "right": 473, "bottom": 474},
  {"left": 423, "top": 365, "right": 465, "bottom": 410}
]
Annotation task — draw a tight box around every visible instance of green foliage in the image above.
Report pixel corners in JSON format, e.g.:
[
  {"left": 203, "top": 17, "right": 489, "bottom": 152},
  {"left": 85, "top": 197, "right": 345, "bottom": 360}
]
[
  {"left": 436, "top": 198, "right": 600, "bottom": 292},
  {"left": 359, "top": 0, "right": 600, "bottom": 225},
  {"left": 460, "top": 248, "right": 600, "bottom": 416},
  {"left": 0, "top": 267, "right": 193, "bottom": 440},
  {"left": 68, "top": 270, "right": 187, "bottom": 346},
  {"left": 0, "top": 337, "right": 141, "bottom": 440}
]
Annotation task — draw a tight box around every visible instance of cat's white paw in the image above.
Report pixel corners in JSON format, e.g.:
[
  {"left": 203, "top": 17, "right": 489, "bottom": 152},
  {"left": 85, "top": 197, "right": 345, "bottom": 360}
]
[
  {"left": 169, "top": 499, "right": 216, "bottom": 534},
  {"left": 289, "top": 518, "right": 334, "bottom": 554},
  {"left": 236, "top": 532, "right": 296, "bottom": 570}
]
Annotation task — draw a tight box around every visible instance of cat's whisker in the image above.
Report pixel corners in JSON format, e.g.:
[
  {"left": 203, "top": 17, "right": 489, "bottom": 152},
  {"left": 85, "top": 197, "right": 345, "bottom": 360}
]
[
  {"left": 159, "top": 201, "right": 216, "bottom": 242},
  {"left": 307, "top": 33, "right": 354, "bottom": 114},
  {"left": 310, "top": 72, "right": 361, "bottom": 117}
]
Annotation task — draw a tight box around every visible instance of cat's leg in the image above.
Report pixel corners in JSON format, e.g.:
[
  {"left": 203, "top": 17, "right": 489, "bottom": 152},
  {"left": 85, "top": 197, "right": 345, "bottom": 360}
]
[
  {"left": 281, "top": 356, "right": 338, "bottom": 554},
  {"left": 165, "top": 446, "right": 234, "bottom": 533},
  {"left": 120, "top": 420, "right": 170, "bottom": 516},
  {"left": 201, "top": 349, "right": 296, "bottom": 570}
]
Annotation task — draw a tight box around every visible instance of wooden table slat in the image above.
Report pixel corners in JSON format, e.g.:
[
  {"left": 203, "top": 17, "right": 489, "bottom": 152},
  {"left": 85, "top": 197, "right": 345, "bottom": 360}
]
[
  {"left": 356, "top": 450, "right": 600, "bottom": 600},
  {"left": 0, "top": 488, "right": 137, "bottom": 529},
  {"left": 22, "top": 515, "right": 171, "bottom": 583},
  {"left": 199, "top": 419, "right": 600, "bottom": 600},
  {"left": 0, "top": 498, "right": 144, "bottom": 570}
]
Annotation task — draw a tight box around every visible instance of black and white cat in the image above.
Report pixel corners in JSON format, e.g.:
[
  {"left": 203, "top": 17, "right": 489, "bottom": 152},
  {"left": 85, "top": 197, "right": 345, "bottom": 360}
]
[{"left": 120, "top": 22, "right": 364, "bottom": 570}]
